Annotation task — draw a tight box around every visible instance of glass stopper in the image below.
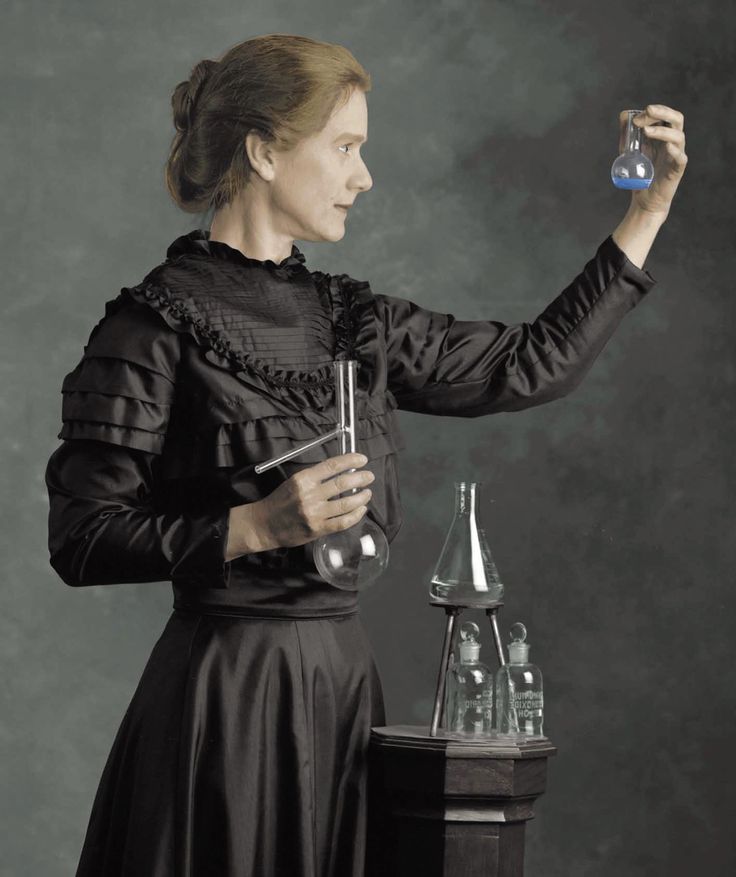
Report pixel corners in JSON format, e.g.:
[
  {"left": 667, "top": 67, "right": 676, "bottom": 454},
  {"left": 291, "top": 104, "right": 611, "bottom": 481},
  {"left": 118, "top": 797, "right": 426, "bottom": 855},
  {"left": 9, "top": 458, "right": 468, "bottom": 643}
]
[
  {"left": 460, "top": 621, "right": 480, "bottom": 644},
  {"left": 509, "top": 621, "right": 527, "bottom": 644}
]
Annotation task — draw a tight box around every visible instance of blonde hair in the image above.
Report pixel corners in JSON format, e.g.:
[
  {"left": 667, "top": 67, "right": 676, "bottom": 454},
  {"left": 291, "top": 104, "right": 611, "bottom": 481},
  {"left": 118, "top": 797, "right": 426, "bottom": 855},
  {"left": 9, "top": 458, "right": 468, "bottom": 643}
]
[{"left": 165, "top": 34, "right": 372, "bottom": 214}]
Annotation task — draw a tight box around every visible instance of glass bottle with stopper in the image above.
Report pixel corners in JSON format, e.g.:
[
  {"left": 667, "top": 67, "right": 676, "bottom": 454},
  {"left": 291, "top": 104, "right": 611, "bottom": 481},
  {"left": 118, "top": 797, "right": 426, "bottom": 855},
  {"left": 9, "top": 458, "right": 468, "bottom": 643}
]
[
  {"left": 254, "top": 358, "right": 389, "bottom": 591},
  {"left": 495, "top": 622, "right": 544, "bottom": 738},
  {"left": 444, "top": 621, "right": 494, "bottom": 737},
  {"left": 611, "top": 109, "right": 654, "bottom": 190}
]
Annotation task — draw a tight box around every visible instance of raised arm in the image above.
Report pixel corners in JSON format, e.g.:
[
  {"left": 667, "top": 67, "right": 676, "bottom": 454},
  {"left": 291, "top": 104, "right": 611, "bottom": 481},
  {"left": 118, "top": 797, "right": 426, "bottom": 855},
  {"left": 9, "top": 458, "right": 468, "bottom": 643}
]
[
  {"left": 375, "top": 233, "right": 656, "bottom": 417},
  {"left": 376, "top": 104, "right": 687, "bottom": 419}
]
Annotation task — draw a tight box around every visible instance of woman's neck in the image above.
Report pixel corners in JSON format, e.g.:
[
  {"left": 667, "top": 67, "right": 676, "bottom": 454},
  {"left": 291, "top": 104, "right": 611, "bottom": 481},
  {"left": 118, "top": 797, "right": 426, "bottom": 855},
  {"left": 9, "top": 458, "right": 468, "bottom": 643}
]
[{"left": 209, "top": 194, "right": 294, "bottom": 263}]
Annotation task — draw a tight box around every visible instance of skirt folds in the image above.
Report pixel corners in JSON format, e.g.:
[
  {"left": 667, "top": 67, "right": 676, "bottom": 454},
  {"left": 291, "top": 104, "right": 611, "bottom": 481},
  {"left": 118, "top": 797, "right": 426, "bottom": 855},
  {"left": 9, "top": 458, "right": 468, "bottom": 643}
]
[{"left": 75, "top": 608, "right": 386, "bottom": 877}]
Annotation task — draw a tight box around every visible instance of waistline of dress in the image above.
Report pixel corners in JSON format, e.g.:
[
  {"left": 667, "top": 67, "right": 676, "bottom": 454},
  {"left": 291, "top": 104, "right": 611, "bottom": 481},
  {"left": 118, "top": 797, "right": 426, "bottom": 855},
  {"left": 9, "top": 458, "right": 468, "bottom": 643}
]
[{"left": 172, "top": 596, "right": 359, "bottom": 621}]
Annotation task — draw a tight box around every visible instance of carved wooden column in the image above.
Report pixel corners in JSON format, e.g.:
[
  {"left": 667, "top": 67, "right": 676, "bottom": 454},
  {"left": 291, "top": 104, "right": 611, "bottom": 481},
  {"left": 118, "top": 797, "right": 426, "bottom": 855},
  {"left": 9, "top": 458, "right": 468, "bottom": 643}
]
[{"left": 367, "top": 725, "right": 556, "bottom": 877}]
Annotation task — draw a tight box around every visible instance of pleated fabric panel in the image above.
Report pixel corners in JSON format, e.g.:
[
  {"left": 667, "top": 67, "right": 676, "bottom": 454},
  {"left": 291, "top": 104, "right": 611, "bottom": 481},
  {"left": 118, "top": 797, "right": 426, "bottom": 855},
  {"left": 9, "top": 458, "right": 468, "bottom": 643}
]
[
  {"left": 152, "top": 236, "right": 338, "bottom": 371},
  {"left": 58, "top": 299, "right": 181, "bottom": 454},
  {"left": 191, "top": 283, "right": 336, "bottom": 370}
]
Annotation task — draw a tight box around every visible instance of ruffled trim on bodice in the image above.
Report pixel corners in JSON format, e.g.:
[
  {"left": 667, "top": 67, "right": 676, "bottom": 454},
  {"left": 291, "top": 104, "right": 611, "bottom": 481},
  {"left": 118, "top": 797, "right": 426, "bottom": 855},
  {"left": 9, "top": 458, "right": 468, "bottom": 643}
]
[
  {"left": 165, "top": 229, "right": 309, "bottom": 281},
  {"left": 121, "top": 268, "right": 375, "bottom": 396},
  {"left": 57, "top": 245, "right": 407, "bottom": 475}
]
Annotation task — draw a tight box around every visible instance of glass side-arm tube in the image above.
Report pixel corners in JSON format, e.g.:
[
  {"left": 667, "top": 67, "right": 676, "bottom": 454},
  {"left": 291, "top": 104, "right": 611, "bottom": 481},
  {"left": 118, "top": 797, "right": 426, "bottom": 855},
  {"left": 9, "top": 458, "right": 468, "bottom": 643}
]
[
  {"left": 253, "top": 360, "right": 356, "bottom": 474},
  {"left": 336, "top": 360, "right": 358, "bottom": 488},
  {"left": 254, "top": 426, "right": 345, "bottom": 473}
]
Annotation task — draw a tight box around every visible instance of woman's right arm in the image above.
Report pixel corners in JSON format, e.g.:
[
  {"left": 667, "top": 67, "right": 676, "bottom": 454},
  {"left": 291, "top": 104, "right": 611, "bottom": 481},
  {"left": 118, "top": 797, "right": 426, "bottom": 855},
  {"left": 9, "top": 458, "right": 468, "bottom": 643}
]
[
  {"left": 45, "top": 439, "right": 374, "bottom": 586},
  {"left": 45, "top": 439, "right": 237, "bottom": 587},
  {"left": 46, "top": 292, "right": 372, "bottom": 586},
  {"left": 46, "top": 294, "right": 246, "bottom": 588}
]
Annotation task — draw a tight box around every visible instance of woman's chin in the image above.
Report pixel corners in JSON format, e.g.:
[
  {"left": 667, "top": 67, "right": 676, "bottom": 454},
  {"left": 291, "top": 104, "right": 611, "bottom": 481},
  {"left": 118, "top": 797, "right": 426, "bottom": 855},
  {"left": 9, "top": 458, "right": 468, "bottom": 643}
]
[{"left": 322, "top": 223, "right": 347, "bottom": 242}]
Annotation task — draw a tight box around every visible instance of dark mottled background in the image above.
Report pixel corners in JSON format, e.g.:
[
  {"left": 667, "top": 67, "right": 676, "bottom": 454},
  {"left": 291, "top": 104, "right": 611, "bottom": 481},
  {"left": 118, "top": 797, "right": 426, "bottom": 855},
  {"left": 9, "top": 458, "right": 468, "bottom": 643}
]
[{"left": 4, "top": 1, "right": 734, "bottom": 874}]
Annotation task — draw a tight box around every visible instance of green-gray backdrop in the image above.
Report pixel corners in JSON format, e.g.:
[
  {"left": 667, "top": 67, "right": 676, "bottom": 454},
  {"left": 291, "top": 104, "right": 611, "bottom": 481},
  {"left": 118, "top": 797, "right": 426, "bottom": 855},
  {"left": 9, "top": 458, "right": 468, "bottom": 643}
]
[{"left": 4, "top": 1, "right": 734, "bottom": 874}]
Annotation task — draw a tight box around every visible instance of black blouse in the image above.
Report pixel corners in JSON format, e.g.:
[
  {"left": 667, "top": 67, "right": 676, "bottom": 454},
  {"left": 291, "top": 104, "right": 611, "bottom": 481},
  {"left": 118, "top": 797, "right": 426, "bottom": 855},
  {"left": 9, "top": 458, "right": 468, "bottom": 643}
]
[{"left": 44, "top": 229, "right": 656, "bottom": 617}]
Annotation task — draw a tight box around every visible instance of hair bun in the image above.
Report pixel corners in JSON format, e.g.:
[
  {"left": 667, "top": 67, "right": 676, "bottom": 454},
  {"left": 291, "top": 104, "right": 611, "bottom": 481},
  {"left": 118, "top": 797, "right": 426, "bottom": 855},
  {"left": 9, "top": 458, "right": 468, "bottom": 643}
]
[{"left": 172, "top": 58, "right": 219, "bottom": 133}]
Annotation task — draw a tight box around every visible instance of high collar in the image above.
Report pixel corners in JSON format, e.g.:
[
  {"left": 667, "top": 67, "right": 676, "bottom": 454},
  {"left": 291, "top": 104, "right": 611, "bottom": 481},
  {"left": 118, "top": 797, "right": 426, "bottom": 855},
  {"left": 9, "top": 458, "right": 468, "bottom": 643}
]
[{"left": 166, "top": 229, "right": 308, "bottom": 280}]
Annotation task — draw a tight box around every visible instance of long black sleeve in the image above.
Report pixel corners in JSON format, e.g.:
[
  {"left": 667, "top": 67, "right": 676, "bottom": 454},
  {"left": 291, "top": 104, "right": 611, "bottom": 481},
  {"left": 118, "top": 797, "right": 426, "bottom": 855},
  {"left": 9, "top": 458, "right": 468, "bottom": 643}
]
[
  {"left": 46, "top": 295, "right": 232, "bottom": 588},
  {"left": 45, "top": 440, "right": 232, "bottom": 587},
  {"left": 375, "top": 234, "right": 656, "bottom": 416}
]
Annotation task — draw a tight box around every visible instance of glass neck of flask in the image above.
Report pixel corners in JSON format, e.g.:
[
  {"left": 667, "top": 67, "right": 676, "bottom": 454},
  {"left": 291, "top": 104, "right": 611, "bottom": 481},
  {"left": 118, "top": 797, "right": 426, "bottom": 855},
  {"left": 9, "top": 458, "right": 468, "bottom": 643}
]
[
  {"left": 626, "top": 111, "right": 643, "bottom": 153},
  {"left": 454, "top": 482, "right": 480, "bottom": 517}
]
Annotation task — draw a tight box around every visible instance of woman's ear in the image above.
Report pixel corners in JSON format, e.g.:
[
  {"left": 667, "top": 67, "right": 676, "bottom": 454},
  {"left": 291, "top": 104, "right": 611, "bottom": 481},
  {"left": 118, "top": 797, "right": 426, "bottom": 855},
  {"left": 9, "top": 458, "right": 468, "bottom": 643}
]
[{"left": 244, "top": 129, "right": 277, "bottom": 182}]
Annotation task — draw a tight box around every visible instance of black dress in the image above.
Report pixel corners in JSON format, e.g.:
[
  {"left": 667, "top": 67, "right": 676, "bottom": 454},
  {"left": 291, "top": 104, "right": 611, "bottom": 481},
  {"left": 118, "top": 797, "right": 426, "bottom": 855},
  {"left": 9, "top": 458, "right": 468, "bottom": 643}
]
[{"left": 45, "top": 229, "right": 656, "bottom": 876}]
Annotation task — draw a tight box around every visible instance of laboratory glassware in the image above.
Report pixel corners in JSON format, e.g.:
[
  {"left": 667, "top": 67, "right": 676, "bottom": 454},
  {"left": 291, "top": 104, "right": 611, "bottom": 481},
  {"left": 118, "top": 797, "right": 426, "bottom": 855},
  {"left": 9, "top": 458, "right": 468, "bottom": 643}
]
[
  {"left": 495, "top": 622, "right": 544, "bottom": 738},
  {"left": 428, "top": 481, "right": 507, "bottom": 737},
  {"left": 611, "top": 108, "right": 654, "bottom": 190},
  {"left": 444, "top": 621, "right": 494, "bottom": 737},
  {"left": 255, "top": 359, "right": 389, "bottom": 591},
  {"left": 430, "top": 481, "right": 504, "bottom": 606}
]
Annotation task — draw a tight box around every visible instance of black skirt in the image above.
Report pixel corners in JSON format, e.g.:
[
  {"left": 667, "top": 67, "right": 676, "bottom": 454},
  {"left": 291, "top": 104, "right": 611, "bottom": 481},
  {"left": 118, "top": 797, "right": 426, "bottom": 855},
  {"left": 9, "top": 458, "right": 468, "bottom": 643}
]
[{"left": 75, "top": 605, "right": 385, "bottom": 876}]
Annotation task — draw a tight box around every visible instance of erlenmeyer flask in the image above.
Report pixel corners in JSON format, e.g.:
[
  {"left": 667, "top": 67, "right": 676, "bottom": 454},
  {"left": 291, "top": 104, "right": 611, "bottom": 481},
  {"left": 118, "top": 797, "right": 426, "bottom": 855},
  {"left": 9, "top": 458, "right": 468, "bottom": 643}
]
[
  {"left": 611, "top": 109, "right": 654, "bottom": 190},
  {"left": 429, "top": 481, "right": 503, "bottom": 607}
]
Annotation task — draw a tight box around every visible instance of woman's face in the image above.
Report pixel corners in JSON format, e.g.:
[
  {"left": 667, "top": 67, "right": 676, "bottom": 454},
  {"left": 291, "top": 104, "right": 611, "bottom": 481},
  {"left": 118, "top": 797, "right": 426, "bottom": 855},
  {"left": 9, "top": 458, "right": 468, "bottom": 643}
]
[{"left": 269, "top": 87, "right": 373, "bottom": 243}]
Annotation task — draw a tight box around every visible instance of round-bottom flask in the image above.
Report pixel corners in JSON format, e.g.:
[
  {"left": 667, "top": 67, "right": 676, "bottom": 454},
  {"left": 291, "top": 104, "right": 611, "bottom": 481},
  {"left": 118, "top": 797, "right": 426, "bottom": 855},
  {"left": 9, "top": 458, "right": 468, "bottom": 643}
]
[
  {"left": 611, "top": 108, "right": 654, "bottom": 190},
  {"left": 312, "top": 515, "right": 389, "bottom": 591},
  {"left": 255, "top": 357, "right": 390, "bottom": 591},
  {"left": 311, "top": 357, "right": 389, "bottom": 591}
]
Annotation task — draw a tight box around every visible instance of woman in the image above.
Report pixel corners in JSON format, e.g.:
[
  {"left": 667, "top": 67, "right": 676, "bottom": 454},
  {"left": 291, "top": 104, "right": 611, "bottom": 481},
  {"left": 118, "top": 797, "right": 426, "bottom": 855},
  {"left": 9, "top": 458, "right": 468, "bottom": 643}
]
[{"left": 45, "top": 33, "right": 686, "bottom": 877}]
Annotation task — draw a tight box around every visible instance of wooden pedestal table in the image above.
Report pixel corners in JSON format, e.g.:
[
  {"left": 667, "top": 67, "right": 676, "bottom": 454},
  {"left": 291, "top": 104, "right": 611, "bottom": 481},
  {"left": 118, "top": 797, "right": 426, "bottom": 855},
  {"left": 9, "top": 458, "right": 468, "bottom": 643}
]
[{"left": 367, "top": 725, "right": 556, "bottom": 877}]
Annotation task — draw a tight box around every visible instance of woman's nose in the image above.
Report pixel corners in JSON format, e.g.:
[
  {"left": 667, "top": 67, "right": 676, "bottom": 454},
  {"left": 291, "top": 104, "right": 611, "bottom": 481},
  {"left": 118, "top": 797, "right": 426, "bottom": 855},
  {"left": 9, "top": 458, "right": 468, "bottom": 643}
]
[{"left": 354, "top": 159, "right": 373, "bottom": 194}]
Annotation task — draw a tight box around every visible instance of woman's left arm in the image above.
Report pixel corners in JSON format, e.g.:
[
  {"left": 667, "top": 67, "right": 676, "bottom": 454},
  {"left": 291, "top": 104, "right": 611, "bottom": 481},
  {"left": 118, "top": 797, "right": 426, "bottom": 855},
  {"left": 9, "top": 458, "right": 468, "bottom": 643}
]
[{"left": 377, "top": 105, "right": 687, "bottom": 418}]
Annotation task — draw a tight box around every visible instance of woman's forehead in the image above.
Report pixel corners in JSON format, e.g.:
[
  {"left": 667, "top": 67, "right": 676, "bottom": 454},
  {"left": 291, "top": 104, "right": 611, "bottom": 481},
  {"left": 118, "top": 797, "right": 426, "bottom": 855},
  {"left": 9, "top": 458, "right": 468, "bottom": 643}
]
[{"left": 324, "top": 91, "right": 368, "bottom": 139}]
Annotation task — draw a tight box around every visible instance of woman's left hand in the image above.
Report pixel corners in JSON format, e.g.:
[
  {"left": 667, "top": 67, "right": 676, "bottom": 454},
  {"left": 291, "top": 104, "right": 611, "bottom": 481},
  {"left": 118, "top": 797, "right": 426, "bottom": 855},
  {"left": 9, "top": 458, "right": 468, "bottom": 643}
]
[{"left": 619, "top": 104, "right": 687, "bottom": 218}]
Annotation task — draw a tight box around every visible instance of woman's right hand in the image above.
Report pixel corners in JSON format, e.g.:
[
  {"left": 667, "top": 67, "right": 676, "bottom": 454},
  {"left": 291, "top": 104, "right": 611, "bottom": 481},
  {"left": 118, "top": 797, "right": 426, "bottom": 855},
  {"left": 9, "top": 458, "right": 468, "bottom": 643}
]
[{"left": 225, "top": 452, "right": 375, "bottom": 560}]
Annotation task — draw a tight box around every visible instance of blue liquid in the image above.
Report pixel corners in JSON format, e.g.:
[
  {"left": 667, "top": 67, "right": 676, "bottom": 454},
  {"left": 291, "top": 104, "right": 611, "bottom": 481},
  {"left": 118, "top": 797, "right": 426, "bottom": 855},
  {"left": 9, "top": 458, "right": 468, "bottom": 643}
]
[{"left": 612, "top": 176, "right": 653, "bottom": 190}]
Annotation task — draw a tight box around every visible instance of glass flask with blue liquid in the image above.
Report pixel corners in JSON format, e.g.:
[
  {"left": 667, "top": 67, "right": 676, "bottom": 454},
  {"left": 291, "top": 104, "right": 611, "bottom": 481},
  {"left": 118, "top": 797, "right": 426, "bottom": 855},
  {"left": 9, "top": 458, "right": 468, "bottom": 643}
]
[{"left": 611, "top": 109, "right": 654, "bottom": 190}]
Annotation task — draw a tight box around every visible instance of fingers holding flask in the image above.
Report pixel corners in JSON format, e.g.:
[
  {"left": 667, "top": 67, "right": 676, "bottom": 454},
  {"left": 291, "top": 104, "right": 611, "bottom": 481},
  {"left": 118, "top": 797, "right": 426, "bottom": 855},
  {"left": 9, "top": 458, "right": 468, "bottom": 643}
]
[{"left": 615, "top": 104, "right": 687, "bottom": 215}]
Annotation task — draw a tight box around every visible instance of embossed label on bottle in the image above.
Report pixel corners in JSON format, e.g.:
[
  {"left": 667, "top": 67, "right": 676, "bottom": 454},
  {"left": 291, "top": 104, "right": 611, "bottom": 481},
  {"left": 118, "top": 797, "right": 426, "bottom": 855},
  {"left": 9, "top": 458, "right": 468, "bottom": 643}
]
[{"left": 510, "top": 690, "right": 543, "bottom": 718}]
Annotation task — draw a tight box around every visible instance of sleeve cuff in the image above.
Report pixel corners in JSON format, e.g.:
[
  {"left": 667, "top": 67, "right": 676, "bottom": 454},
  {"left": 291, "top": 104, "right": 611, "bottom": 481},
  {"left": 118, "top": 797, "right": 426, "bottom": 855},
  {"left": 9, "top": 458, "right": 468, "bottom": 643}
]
[
  {"left": 600, "top": 234, "right": 658, "bottom": 296},
  {"left": 172, "top": 507, "right": 233, "bottom": 590},
  {"left": 211, "top": 509, "right": 233, "bottom": 589}
]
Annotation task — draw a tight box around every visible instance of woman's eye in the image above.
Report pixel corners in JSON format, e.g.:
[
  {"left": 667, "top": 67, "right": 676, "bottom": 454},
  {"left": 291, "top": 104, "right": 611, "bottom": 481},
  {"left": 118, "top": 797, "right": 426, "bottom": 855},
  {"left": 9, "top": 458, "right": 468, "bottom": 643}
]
[{"left": 339, "top": 144, "right": 353, "bottom": 155}]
